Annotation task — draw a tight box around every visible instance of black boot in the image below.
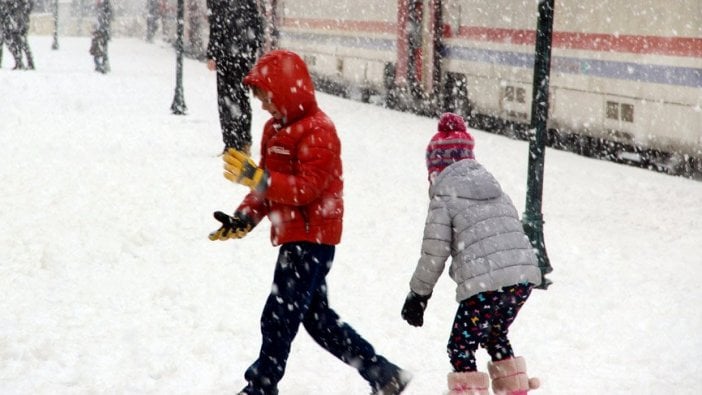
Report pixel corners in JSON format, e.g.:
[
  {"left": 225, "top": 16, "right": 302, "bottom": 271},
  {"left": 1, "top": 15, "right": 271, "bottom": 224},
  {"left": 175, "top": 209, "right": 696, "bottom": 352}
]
[{"left": 370, "top": 365, "right": 412, "bottom": 395}]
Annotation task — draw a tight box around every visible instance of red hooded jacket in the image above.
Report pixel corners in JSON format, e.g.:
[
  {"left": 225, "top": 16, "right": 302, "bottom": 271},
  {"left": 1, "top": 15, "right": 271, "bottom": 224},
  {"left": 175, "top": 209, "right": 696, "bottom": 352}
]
[{"left": 237, "top": 50, "right": 343, "bottom": 246}]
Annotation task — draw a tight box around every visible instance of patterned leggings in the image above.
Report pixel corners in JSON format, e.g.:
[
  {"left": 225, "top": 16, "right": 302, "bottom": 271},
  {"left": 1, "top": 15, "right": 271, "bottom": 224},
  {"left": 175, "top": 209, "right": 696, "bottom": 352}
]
[{"left": 447, "top": 283, "right": 532, "bottom": 372}]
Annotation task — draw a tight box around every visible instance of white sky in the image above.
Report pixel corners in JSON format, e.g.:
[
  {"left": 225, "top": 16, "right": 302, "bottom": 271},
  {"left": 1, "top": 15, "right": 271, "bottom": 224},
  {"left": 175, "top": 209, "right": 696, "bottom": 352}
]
[{"left": 1, "top": 36, "right": 701, "bottom": 394}]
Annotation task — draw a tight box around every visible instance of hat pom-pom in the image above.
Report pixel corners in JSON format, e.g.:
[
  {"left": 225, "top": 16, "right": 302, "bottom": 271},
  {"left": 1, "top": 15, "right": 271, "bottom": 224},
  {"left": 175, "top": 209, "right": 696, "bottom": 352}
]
[{"left": 438, "top": 112, "right": 467, "bottom": 133}]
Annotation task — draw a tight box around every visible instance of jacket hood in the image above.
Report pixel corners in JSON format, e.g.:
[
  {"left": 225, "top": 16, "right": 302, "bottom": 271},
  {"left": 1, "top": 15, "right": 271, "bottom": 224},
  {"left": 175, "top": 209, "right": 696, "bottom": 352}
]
[
  {"left": 243, "top": 50, "right": 318, "bottom": 125},
  {"left": 430, "top": 159, "right": 503, "bottom": 200}
]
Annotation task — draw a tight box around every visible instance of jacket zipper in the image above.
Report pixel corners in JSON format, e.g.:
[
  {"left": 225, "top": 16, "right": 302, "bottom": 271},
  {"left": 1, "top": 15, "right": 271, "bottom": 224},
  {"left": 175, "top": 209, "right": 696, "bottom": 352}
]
[{"left": 300, "top": 207, "right": 311, "bottom": 234}]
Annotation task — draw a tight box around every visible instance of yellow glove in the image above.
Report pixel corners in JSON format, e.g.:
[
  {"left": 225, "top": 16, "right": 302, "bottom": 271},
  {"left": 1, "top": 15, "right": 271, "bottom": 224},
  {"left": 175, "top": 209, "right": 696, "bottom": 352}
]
[
  {"left": 208, "top": 211, "right": 254, "bottom": 241},
  {"left": 223, "top": 148, "right": 268, "bottom": 193}
]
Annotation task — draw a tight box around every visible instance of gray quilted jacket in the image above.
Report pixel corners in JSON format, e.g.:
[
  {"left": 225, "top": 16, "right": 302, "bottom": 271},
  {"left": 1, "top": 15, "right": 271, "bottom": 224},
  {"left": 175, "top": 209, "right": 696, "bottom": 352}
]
[{"left": 409, "top": 160, "right": 542, "bottom": 302}]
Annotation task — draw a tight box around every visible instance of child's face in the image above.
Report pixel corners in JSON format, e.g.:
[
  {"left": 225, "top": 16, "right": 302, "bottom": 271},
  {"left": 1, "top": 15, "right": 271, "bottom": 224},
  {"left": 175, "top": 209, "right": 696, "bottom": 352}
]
[{"left": 252, "top": 87, "right": 283, "bottom": 120}]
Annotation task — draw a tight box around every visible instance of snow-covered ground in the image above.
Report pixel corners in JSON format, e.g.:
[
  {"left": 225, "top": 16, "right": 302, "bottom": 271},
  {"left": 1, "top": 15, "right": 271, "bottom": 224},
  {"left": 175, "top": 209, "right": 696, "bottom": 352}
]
[{"left": 1, "top": 36, "right": 701, "bottom": 395}]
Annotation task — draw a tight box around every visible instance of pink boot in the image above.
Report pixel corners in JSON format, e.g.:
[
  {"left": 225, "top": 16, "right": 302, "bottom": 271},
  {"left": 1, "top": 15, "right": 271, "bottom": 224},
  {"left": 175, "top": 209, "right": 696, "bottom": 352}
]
[
  {"left": 487, "top": 356, "right": 540, "bottom": 395},
  {"left": 447, "top": 371, "right": 490, "bottom": 395}
]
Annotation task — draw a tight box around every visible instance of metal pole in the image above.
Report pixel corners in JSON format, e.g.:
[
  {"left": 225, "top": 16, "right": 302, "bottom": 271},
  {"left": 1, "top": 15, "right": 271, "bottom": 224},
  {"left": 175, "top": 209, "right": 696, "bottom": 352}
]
[
  {"left": 171, "top": 0, "right": 187, "bottom": 114},
  {"left": 51, "top": 0, "right": 59, "bottom": 50},
  {"left": 523, "top": 0, "right": 554, "bottom": 289}
]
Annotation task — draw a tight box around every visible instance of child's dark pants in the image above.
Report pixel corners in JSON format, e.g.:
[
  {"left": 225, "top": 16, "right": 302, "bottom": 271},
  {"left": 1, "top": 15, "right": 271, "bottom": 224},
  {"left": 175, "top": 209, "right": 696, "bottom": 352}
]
[
  {"left": 242, "top": 242, "right": 396, "bottom": 394},
  {"left": 447, "top": 283, "right": 532, "bottom": 372}
]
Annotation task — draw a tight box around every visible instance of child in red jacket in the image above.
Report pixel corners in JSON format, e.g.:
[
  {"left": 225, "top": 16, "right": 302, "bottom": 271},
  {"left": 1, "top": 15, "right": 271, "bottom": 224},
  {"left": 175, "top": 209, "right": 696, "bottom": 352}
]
[{"left": 209, "top": 49, "right": 410, "bottom": 395}]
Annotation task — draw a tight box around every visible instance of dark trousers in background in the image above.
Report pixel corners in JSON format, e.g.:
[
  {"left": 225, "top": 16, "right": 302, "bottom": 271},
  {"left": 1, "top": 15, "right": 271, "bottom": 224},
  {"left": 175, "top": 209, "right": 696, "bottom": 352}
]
[
  {"left": 215, "top": 56, "right": 253, "bottom": 151},
  {"left": 447, "top": 283, "right": 532, "bottom": 372},
  {"left": 20, "top": 35, "right": 33, "bottom": 69},
  {"left": 242, "top": 242, "right": 398, "bottom": 395},
  {"left": 6, "top": 32, "right": 32, "bottom": 69},
  {"left": 91, "top": 35, "right": 109, "bottom": 74}
]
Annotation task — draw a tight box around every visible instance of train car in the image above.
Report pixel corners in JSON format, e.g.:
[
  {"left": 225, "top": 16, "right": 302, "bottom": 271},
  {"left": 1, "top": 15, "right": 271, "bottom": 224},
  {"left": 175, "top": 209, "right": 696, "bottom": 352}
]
[
  {"left": 258, "top": 0, "right": 701, "bottom": 177},
  {"left": 439, "top": 0, "right": 702, "bottom": 174},
  {"left": 258, "top": 0, "right": 400, "bottom": 101}
]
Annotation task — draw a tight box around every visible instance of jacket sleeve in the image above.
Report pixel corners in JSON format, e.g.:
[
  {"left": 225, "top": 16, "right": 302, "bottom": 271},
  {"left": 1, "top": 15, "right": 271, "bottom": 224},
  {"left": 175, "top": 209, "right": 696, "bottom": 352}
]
[
  {"left": 409, "top": 203, "right": 452, "bottom": 296},
  {"left": 233, "top": 122, "right": 277, "bottom": 224},
  {"left": 236, "top": 191, "right": 269, "bottom": 227}
]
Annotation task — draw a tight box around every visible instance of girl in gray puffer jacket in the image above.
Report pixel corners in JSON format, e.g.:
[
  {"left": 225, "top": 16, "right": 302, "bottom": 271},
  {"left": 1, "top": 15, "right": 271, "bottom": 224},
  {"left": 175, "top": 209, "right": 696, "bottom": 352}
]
[{"left": 401, "top": 113, "right": 542, "bottom": 395}]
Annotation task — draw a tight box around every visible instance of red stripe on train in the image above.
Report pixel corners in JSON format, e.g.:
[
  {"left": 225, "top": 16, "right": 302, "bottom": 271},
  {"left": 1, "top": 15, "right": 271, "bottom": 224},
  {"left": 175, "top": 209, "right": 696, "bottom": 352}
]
[
  {"left": 282, "top": 17, "right": 397, "bottom": 34},
  {"left": 448, "top": 26, "right": 701, "bottom": 58},
  {"left": 283, "top": 17, "right": 701, "bottom": 58}
]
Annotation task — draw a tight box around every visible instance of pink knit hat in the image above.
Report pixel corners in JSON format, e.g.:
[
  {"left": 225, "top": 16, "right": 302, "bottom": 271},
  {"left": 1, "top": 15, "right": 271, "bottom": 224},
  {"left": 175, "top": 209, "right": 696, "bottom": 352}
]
[{"left": 426, "top": 113, "right": 475, "bottom": 181}]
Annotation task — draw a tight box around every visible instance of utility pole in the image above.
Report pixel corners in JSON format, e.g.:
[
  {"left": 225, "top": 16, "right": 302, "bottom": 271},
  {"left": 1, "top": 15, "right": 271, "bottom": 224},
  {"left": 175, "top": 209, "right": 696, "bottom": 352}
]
[
  {"left": 523, "top": 0, "right": 555, "bottom": 289},
  {"left": 171, "top": 0, "right": 187, "bottom": 114},
  {"left": 51, "top": 0, "right": 59, "bottom": 50}
]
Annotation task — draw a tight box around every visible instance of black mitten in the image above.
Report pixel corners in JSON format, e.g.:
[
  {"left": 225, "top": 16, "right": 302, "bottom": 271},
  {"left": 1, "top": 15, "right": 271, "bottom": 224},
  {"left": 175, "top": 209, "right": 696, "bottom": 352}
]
[{"left": 401, "top": 291, "right": 431, "bottom": 327}]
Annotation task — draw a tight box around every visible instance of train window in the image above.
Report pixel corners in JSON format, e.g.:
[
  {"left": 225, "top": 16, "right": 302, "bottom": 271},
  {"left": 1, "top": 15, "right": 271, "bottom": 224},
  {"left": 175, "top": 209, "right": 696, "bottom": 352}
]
[
  {"left": 336, "top": 58, "right": 344, "bottom": 74},
  {"left": 502, "top": 85, "right": 528, "bottom": 120},
  {"left": 606, "top": 101, "right": 635, "bottom": 123},
  {"left": 503, "top": 86, "right": 526, "bottom": 104},
  {"left": 303, "top": 55, "right": 316, "bottom": 67},
  {"left": 621, "top": 104, "right": 634, "bottom": 123},
  {"left": 505, "top": 86, "right": 515, "bottom": 102},
  {"left": 606, "top": 101, "right": 619, "bottom": 120}
]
